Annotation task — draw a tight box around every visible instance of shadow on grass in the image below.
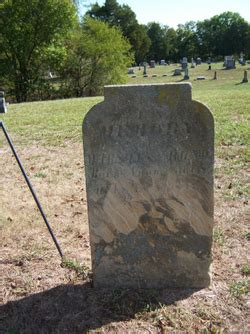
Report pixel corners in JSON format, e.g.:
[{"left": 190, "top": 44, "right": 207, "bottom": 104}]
[
  {"left": 0, "top": 282, "right": 199, "bottom": 333},
  {"left": 235, "top": 82, "right": 247, "bottom": 85}
]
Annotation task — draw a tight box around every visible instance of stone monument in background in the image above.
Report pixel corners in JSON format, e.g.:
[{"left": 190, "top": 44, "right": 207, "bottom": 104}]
[
  {"left": 83, "top": 83, "right": 214, "bottom": 289},
  {"left": 0, "top": 91, "right": 7, "bottom": 114}
]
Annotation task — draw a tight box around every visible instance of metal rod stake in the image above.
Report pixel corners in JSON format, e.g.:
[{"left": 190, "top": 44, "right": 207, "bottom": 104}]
[{"left": 0, "top": 121, "right": 64, "bottom": 258}]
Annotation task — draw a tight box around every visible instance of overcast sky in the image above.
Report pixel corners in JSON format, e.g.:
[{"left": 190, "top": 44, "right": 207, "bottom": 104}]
[{"left": 81, "top": 0, "right": 250, "bottom": 28}]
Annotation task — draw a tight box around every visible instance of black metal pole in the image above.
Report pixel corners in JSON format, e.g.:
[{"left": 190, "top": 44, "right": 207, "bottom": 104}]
[{"left": 0, "top": 121, "right": 64, "bottom": 258}]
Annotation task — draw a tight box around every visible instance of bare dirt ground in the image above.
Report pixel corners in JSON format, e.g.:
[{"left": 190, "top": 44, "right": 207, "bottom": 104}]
[{"left": 0, "top": 142, "right": 249, "bottom": 333}]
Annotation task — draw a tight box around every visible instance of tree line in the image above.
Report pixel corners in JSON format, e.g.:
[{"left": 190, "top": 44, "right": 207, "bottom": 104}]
[{"left": 0, "top": 0, "right": 249, "bottom": 102}]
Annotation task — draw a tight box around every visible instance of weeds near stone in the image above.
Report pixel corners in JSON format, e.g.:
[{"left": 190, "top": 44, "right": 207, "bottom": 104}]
[
  {"left": 61, "top": 257, "right": 89, "bottom": 279},
  {"left": 241, "top": 265, "right": 250, "bottom": 276},
  {"left": 213, "top": 227, "right": 225, "bottom": 246},
  {"left": 229, "top": 280, "right": 250, "bottom": 297}
]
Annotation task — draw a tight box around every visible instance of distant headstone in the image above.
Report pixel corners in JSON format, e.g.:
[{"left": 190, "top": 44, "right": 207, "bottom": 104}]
[
  {"left": 191, "top": 58, "right": 195, "bottom": 68},
  {"left": 184, "top": 67, "right": 189, "bottom": 80},
  {"left": 0, "top": 91, "right": 7, "bottom": 113},
  {"left": 239, "top": 53, "right": 245, "bottom": 65},
  {"left": 242, "top": 70, "right": 248, "bottom": 83},
  {"left": 152, "top": 74, "right": 157, "bottom": 77},
  {"left": 128, "top": 68, "right": 134, "bottom": 75},
  {"left": 143, "top": 74, "right": 148, "bottom": 78},
  {"left": 150, "top": 60, "right": 156, "bottom": 68},
  {"left": 160, "top": 59, "right": 166, "bottom": 65},
  {"left": 83, "top": 83, "right": 214, "bottom": 289},
  {"left": 173, "top": 69, "right": 182, "bottom": 76},
  {"left": 213, "top": 71, "right": 217, "bottom": 80},
  {"left": 181, "top": 57, "right": 188, "bottom": 70},
  {"left": 239, "top": 57, "right": 246, "bottom": 66},
  {"left": 197, "top": 76, "right": 205, "bottom": 80},
  {"left": 196, "top": 58, "right": 202, "bottom": 65},
  {"left": 224, "top": 56, "right": 236, "bottom": 69},
  {"left": 143, "top": 65, "right": 147, "bottom": 75}
]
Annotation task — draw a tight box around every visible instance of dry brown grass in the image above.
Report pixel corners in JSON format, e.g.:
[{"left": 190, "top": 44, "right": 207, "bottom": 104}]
[{"left": 0, "top": 139, "right": 249, "bottom": 333}]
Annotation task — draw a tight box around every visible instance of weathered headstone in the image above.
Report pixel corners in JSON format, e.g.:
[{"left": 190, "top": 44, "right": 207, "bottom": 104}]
[
  {"left": 196, "top": 57, "right": 202, "bottom": 65},
  {"left": 184, "top": 67, "right": 189, "bottom": 80},
  {"left": 143, "top": 65, "right": 147, "bottom": 75},
  {"left": 213, "top": 71, "right": 217, "bottom": 80},
  {"left": 242, "top": 70, "right": 248, "bottom": 83},
  {"left": 239, "top": 53, "right": 246, "bottom": 65},
  {"left": 173, "top": 68, "right": 182, "bottom": 76},
  {"left": 0, "top": 91, "right": 7, "bottom": 114},
  {"left": 181, "top": 57, "right": 188, "bottom": 70},
  {"left": 160, "top": 59, "right": 166, "bottom": 65},
  {"left": 197, "top": 76, "right": 205, "bottom": 80},
  {"left": 224, "top": 56, "right": 236, "bottom": 69},
  {"left": 150, "top": 60, "right": 156, "bottom": 68},
  {"left": 83, "top": 83, "right": 214, "bottom": 289},
  {"left": 128, "top": 68, "right": 134, "bottom": 75}
]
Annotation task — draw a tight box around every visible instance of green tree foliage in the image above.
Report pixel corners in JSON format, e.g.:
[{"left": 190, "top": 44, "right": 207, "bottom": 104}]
[
  {"left": 87, "top": 0, "right": 150, "bottom": 63},
  {"left": 0, "top": 0, "right": 76, "bottom": 102},
  {"left": 146, "top": 22, "right": 169, "bottom": 61},
  {"left": 61, "top": 17, "right": 133, "bottom": 97},
  {"left": 196, "top": 12, "right": 250, "bottom": 58},
  {"left": 174, "top": 22, "right": 198, "bottom": 61}
]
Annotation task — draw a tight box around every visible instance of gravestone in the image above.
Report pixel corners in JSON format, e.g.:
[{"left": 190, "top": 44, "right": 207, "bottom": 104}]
[
  {"left": 0, "top": 91, "right": 7, "bottom": 113},
  {"left": 191, "top": 58, "right": 195, "bottom": 68},
  {"left": 181, "top": 57, "right": 188, "bottom": 70},
  {"left": 196, "top": 57, "right": 202, "bottom": 65},
  {"left": 239, "top": 52, "right": 246, "bottom": 65},
  {"left": 173, "top": 69, "right": 182, "bottom": 76},
  {"left": 184, "top": 67, "right": 189, "bottom": 80},
  {"left": 213, "top": 71, "right": 217, "bottom": 80},
  {"left": 143, "top": 65, "right": 147, "bottom": 76},
  {"left": 128, "top": 68, "right": 134, "bottom": 75},
  {"left": 242, "top": 70, "right": 248, "bottom": 83},
  {"left": 83, "top": 83, "right": 214, "bottom": 289},
  {"left": 160, "top": 59, "right": 166, "bottom": 65},
  {"left": 197, "top": 76, "right": 205, "bottom": 80},
  {"left": 150, "top": 60, "right": 156, "bottom": 68},
  {"left": 224, "top": 56, "right": 236, "bottom": 69}
]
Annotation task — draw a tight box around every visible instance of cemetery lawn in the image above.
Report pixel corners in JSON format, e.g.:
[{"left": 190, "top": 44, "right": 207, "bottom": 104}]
[{"left": 0, "top": 63, "right": 249, "bottom": 333}]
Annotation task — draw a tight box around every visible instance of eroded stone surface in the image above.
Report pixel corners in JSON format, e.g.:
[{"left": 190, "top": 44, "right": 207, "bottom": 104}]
[{"left": 83, "top": 83, "right": 214, "bottom": 288}]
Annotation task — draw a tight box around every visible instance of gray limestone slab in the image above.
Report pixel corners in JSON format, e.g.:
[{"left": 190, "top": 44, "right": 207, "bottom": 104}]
[{"left": 83, "top": 83, "right": 214, "bottom": 289}]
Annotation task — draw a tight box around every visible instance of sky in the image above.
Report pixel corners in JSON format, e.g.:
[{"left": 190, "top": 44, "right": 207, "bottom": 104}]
[{"left": 81, "top": 0, "right": 250, "bottom": 28}]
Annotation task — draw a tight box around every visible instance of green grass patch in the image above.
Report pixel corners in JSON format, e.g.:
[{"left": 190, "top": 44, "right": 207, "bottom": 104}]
[
  {"left": 1, "top": 97, "right": 102, "bottom": 146},
  {"left": 241, "top": 265, "right": 250, "bottom": 276},
  {"left": 229, "top": 280, "right": 250, "bottom": 297},
  {"left": 61, "top": 257, "right": 89, "bottom": 278},
  {"left": 213, "top": 227, "right": 225, "bottom": 246}
]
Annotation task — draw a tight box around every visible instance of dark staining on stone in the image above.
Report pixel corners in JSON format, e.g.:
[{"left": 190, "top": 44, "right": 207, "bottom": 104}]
[
  {"left": 170, "top": 196, "right": 185, "bottom": 207},
  {"left": 94, "top": 198, "right": 211, "bottom": 269}
]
